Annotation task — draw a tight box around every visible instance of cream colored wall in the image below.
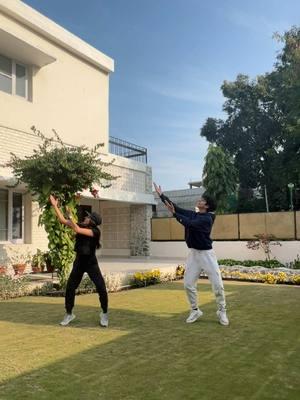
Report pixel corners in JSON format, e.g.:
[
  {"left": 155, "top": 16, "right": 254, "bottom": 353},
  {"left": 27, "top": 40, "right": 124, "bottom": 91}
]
[
  {"left": 0, "top": 11, "right": 109, "bottom": 150},
  {"left": 150, "top": 241, "right": 300, "bottom": 264},
  {"left": 99, "top": 201, "right": 131, "bottom": 256}
]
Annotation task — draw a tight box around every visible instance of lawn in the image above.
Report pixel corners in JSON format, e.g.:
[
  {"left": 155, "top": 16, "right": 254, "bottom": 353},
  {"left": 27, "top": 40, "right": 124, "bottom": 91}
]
[{"left": 0, "top": 281, "right": 299, "bottom": 400}]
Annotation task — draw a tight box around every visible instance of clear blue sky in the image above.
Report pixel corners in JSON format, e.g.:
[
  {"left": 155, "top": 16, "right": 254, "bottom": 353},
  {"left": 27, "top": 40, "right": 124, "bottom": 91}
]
[{"left": 24, "top": 0, "right": 300, "bottom": 190}]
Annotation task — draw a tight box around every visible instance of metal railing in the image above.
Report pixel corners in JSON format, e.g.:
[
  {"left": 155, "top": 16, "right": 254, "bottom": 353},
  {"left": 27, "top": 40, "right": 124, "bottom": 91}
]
[{"left": 109, "top": 136, "right": 147, "bottom": 164}]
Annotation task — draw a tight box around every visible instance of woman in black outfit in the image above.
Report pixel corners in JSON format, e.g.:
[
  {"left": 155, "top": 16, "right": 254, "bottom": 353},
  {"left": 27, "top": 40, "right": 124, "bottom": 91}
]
[{"left": 49, "top": 195, "right": 108, "bottom": 327}]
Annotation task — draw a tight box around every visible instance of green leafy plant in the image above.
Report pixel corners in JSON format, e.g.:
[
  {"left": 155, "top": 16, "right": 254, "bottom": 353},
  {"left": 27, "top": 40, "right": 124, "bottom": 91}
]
[
  {"left": 286, "top": 255, "right": 300, "bottom": 270},
  {"left": 218, "top": 258, "right": 285, "bottom": 268},
  {"left": 4, "top": 245, "right": 32, "bottom": 275},
  {"left": 202, "top": 144, "right": 238, "bottom": 213},
  {"left": 31, "top": 249, "right": 46, "bottom": 273},
  {"left": 4, "top": 127, "right": 117, "bottom": 286}
]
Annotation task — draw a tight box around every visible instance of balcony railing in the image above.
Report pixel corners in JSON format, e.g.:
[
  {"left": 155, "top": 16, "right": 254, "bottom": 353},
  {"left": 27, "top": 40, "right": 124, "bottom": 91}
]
[{"left": 109, "top": 136, "right": 148, "bottom": 164}]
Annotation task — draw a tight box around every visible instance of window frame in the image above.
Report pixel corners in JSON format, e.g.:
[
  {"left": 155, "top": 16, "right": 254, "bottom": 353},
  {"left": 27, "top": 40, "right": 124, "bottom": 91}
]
[
  {"left": 0, "top": 188, "right": 24, "bottom": 244},
  {"left": 0, "top": 54, "right": 28, "bottom": 100}
]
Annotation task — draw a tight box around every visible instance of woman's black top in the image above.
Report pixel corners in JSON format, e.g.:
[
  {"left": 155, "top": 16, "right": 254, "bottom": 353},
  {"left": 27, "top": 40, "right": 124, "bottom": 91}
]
[{"left": 74, "top": 225, "right": 100, "bottom": 256}]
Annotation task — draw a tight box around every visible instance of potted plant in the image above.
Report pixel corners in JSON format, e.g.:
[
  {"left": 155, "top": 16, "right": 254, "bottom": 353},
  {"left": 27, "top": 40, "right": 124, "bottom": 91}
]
[
  {"left": 0, "top": 255, "right": 7, "bottom": 275},
  {"left": 4, "top": 245, "right": 32, "bottom": 275},
  {"left": 31, "top": 249, "right": 46, "bottom": 273},
  {"left": 44, "top": 251, "right": 55, "bottom": 273}
]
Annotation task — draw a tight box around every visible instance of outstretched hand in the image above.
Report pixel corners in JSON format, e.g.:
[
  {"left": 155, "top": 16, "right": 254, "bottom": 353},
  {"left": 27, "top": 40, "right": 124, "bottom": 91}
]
[
  {"left": 153, "top": 182, "right": 162, "bottom": 196},
  {"left": 49, "top": 194, "right": 58, "bottom": 207}
]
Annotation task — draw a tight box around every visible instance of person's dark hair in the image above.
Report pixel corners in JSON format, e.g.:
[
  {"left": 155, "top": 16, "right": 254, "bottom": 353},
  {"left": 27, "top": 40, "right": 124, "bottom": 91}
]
[
  {"left": 202, "top": 193, "right": 217, "bottom": 212},
  {"left": 86, "top": 211, "right": 102, "bottom": 248}
]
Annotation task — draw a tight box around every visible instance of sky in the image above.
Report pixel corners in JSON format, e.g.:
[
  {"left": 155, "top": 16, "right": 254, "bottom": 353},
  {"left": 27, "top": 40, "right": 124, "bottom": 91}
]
[{"left": 24, "top": 0, "right": 300, "bottom": 190}]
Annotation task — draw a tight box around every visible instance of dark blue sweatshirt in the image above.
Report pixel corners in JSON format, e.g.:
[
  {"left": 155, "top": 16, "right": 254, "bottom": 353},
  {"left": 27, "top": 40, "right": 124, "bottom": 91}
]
[{"left": 160, "top": 193, "right": 215, "bottom": 250}]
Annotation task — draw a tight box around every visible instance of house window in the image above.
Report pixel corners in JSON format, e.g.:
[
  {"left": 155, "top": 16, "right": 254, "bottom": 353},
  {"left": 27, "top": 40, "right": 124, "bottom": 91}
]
[
  {"left": 0, "top": 189, "right": 24, "bottom": 242},
  {"left": 12, "top": 193, "right": 23, "bottom": 240},
  {"left": 0, "top": 189, "right": 8, "bottom": 241},
  {"left": 0, "top": 54, "right": 28, "bottom": 99}
]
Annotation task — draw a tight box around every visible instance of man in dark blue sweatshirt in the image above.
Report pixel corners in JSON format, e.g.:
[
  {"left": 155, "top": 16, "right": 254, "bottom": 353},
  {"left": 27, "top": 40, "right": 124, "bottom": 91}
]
[{"left": 154, "top": 183, "right": 229, "bottom": 326}]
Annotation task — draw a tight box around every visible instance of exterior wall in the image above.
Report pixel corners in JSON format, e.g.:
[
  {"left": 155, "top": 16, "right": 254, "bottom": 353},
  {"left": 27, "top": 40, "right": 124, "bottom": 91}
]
[
  {"left": 97, "top": 154, "right": 154, "bottom": 204},
  {"left": 99, "top": 202, "right": 152, "bottom": 257},
  {"left": 100, "top": 201, "right": 131, "bottom": 257},
  {"left": 130, "top": 204, "right": 152, "bottom": 256},
  {"left": 0, "top": 9, "right": 110, "bottom": 150},
  {"left": 152, "top": 212, "right": 299, "bottom": 241},
  {"left": 153, "top": 187, "right": 204, "bottom": 217},
  {"left": 30, "top": 200, "right": 48, "bottom": 251},
  {"left": 150, "top": 241, "right": 300, "bottom": 265}
]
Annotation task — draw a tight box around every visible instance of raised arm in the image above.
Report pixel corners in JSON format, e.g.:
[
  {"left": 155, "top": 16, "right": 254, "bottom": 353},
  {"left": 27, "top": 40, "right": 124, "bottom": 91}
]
[
  {"left": 153, "top": 182, "right": 195, "bottom": 217},
  {"left": 49, "top": 195, "right": 69, "bottom": 225},
  {"left": 49, "top": 195, "right": 94, "bottom": 237}
]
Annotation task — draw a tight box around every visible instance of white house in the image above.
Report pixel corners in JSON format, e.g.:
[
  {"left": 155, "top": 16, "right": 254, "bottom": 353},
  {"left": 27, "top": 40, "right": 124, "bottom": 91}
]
[{"left": 0, "top": 0, "right": 154, "bottom": 261}]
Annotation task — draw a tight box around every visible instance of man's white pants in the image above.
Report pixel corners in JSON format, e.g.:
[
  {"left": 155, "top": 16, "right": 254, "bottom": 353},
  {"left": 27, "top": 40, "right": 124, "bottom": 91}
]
[{"left": 184, "top": 248, "right": 226, "bottom": 311}]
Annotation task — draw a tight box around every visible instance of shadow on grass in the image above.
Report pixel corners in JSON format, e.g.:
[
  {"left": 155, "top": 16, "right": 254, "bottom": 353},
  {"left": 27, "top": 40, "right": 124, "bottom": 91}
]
[{"left": 0, "top": 282, "right": 299, "bottom": 400}]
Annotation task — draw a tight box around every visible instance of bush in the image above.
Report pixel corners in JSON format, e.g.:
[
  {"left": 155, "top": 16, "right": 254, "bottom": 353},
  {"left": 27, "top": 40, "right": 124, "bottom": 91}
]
[
  {"left": 175, "top": 265, "right": 185, "bottom": 278},
  {"left": 0, "top": 275, "right": 29, "bottom": 300},
  {"left": 218, "top": 259, "right": 285, "bottom": 268},
  {"left": 286, "top": 255, "right": 300, "bottom": 270},
  {"left": 131, "top": 270, "right": 161, "bottom": 287}
]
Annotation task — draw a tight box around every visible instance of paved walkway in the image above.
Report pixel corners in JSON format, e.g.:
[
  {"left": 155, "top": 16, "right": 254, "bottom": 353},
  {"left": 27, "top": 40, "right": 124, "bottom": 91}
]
[
  {"left": 27, "top": 257, "right": 186, "bottom": 286},
  {"left": 99, "top": 256, "right": 185, "bottom": 274}
]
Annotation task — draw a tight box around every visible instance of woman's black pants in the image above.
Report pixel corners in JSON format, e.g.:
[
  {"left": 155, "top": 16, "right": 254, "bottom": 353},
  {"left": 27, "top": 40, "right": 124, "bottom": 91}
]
[{"left": 65, "top": 254, "right": 108, "bottom": 314}]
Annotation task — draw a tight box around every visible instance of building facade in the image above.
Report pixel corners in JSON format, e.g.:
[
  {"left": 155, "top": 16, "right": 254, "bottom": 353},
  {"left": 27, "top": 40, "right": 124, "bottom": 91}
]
[
  {"left": 153, "top": 187, "right": 205, "bottom": 217},
  {"left": 0, "top": 0, "right": 154, "bottom": 261}
]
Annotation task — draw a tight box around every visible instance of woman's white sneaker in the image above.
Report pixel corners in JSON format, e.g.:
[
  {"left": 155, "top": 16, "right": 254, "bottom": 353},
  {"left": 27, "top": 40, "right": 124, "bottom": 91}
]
[
  {"left": 60, "top": 313, "right": 76, "bottom": 326},
  {"left": 186, "top": 309, "right": 203, "bottom": 323},
  {"left": 217, "top": 310, "right": 229, "bottom": 326},
  {"left": 100, "top": 312, "right": 109, "bottom": 327}
]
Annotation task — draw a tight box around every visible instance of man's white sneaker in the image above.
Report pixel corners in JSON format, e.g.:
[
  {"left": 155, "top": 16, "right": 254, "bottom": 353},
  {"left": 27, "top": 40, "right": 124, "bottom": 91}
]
[
  {"left": 100, "top": 312, "right": 109, "bottom": 327},
  {"left": 186, "top": 309, "right": 203, "bottom": 323},
  {"left": 60, "top": 313, "right": 76, "bottom": 326},
  {"left": 217, "top": 310, "right": 229, "bottom": 326}
]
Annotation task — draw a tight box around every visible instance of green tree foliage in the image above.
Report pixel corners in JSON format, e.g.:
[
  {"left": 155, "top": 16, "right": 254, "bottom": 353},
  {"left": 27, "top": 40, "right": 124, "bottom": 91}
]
[
  {"left": 201, "top": 26, "right": 300, "bottom": 211},
  {"left": 268, "top": 27, "right": 300, "bottom": 187},
  {"left": 202, "top": 144, "right": 238, "bottom": 213},
  {"left": 5, "top": 127, "right": 117, "bottom": 286}
]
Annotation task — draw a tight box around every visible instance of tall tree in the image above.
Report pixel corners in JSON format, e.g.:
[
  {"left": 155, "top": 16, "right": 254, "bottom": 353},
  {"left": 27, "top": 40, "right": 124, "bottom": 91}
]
[
  {"left": 201, "top": 26, "right": 300, "bottom": 211},
  {"left": 202, "top": 144, "right": 238, "bottom": 213},
  {"left": 269, "top": 27, "right": 300, "bottom": 187}
]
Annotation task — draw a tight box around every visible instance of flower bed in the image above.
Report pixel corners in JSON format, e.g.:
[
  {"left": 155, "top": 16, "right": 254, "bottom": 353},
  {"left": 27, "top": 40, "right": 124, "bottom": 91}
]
[
  {"left": 1, "top": 260, "right": 299, "bottom": 301},
  {"left": 218, "top": 265, "right": 300, "bottom": 285}
]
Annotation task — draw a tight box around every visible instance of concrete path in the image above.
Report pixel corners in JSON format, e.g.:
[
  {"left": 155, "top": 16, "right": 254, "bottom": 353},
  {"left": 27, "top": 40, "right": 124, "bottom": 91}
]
[
  {"left": 26, "top": 256, "right": 186, "bottom": 286},
  {"left": 98, "top": 256, "right": 185, "bottom": 274}
]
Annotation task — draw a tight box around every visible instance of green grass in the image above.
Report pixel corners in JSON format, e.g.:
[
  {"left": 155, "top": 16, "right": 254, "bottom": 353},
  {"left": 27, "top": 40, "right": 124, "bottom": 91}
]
[{"left": 0, "top": 281, "right": 299, "bottom": 400}]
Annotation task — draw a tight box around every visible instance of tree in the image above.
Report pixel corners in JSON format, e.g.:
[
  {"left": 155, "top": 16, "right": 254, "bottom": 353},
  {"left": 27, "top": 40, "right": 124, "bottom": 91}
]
[
  {"left": 269, "top": 27, "right": 300, "bottom": 187},
  {"left": 5, "top": 127, "right": 117, "bottom": 286},
  {"left": 202, "top": 144, "right": 238, "bottom": 212},
  {"left": 201, "top": 26, "right": 300, "bottom": 211}
]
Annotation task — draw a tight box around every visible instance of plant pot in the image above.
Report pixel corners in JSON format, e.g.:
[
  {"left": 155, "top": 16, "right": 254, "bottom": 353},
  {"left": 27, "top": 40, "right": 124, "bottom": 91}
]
[
  {"left": 13, "top": 263, "right": 26, "bottom": 275},
  {"left": 46, "top": 260, "right": 54, "bottom": 273},
  {"left": 31, "top": 265, "right": 42, "bottom": 274}
]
